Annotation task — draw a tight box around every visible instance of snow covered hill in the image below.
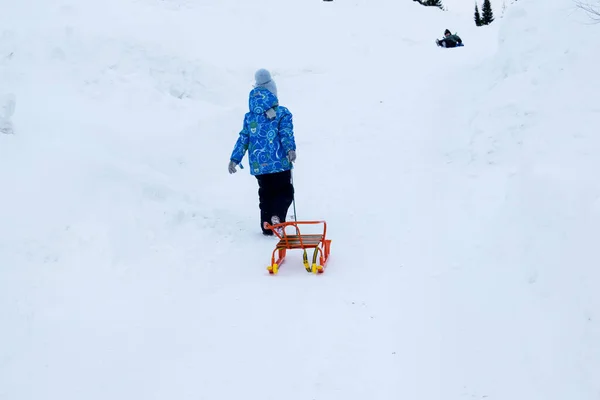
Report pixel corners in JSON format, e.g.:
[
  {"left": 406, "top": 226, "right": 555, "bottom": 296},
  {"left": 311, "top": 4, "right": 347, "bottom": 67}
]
[{"left": 1, "top": 0, "right": 598, "bottom": 399}]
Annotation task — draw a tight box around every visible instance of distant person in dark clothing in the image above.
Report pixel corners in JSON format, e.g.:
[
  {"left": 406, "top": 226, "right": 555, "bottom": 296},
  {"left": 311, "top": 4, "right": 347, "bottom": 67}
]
[{"left": 436, "top": 29, "right": 463, "bottom": 48}]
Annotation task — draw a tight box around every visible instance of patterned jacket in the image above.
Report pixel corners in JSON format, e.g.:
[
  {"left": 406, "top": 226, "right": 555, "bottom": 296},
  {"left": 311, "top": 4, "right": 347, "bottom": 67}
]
[{"left": 230, "top": 87, "right": 296, "bottom": 176}]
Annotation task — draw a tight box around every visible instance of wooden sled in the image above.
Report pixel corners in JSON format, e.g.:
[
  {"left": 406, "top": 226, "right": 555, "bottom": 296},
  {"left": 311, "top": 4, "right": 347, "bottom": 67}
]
[{"left": 264, "top": 220, "right": 331, "bottom": 275}]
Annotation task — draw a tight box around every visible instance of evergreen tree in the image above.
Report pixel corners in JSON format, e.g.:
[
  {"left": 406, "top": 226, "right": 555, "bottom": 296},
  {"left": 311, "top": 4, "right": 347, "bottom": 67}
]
[
  {"left": 474, "top": 3, "right": 483, "bottom": 26},
  {"left": 481, "top": 0, "right": 495, "bottom": 24},
  {"left": 425, "top": 0, "right": 444, "bottom": 9}
]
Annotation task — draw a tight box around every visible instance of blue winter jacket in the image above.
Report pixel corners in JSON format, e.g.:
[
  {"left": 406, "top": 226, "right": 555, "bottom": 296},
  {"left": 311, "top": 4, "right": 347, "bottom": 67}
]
[{"left": 230, "top": 87, "right": 296, "bottom": 176}]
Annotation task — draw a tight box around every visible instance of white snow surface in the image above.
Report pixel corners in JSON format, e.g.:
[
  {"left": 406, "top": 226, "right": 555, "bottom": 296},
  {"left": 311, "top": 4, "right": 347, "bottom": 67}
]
[{"left": 1, "top": 0, "right": 599, "bottom": 399}]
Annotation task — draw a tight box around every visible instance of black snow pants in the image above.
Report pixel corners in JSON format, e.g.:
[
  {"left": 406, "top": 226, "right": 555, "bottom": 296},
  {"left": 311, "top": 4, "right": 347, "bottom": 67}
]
[
  {"left": 438, "top": 38, "right": 460, "bottom": 48},
  {"left": 255, "top": 169, "right": 295, "bottom": 235}
]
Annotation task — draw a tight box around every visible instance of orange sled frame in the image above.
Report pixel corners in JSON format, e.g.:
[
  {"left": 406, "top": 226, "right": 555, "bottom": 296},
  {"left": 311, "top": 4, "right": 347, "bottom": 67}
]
[{"left": 264, "top": 220, "right": 332, "bottom": 275}]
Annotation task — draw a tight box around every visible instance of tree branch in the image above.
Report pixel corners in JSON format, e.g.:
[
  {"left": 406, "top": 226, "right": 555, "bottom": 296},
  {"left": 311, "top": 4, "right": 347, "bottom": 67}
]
[{"left": 575, "top": 0, "right": 600, "bottom": 22}]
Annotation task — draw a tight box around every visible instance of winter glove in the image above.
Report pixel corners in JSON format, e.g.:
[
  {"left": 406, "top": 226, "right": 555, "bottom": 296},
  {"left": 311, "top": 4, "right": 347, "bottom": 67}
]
[
  {"left": 265, "top": 108, "right": 276, "bottom": 120},
  {"left": 287, "top": 150, "right": 296, "bottom": 163},
  {"left": 228, "top": 160, "right": 238, "bottom": 174}
]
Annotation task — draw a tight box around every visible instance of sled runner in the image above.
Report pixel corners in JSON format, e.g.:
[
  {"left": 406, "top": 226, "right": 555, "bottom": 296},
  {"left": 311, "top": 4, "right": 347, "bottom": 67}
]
[{"left": 265, "top": 220, "right": 331, "bottom": 275}]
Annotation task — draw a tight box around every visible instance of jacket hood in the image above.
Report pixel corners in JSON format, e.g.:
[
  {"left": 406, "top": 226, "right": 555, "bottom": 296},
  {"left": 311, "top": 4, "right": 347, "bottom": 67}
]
[{"left": 248, "top": 87, "right": 278, "bottom": 115}]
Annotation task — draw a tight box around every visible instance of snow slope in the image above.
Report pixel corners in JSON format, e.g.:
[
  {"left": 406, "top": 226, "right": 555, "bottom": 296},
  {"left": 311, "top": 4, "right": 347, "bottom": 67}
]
[
  {"left": 433, "top": 2, "right": 600, "bottom": 398},
  {"left": 1, "top": 0, "right": 598, "bottom": 399}
]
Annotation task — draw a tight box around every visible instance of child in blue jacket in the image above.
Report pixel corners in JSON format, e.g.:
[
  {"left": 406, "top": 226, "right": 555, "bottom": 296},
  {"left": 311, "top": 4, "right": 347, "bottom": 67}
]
[{"left": 228, "top": 69, "right": 297, "bottom": 236}]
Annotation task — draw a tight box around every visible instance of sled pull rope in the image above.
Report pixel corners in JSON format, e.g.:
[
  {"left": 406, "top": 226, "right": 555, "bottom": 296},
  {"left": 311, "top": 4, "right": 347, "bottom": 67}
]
[
  {"left": 291, "top": 169, "right": 298, "bottom": 223},
  {"left": 290, "top": 169, "right": 304, "bottom": 260}
]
